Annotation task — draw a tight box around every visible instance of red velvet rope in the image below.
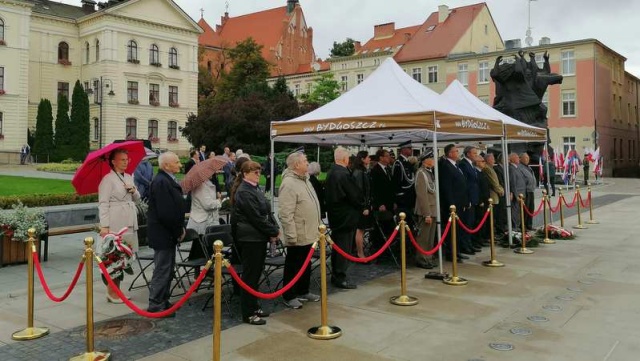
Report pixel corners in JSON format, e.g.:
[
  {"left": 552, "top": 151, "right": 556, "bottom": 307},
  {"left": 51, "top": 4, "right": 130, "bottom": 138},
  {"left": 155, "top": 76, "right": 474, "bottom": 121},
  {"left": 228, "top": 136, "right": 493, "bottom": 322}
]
[
  {"left": 407, "top": 219, "right": 451, "bottom": 256},
  {"left": 456, "top": 209, "right": 490, "bottom": 234},
  {"left": 579, "top": 192, "right": 591, "bottom": 208},
  {"left": 330, "top": 226, "right": 399, "bottom": 263},
  {"left": 97, "top": 259, "right": 209, "bottom": 318},
  {"left": 562, "top": 193, "right": 578, "bottom": 208},
  {"left": 548, "top": 198, "right": 561, "bottom": 213},
  {"left": 523, "top": 199, "right": 545, "bottom": 217},
  {"left": 225, "top": 245, "right": 315, "bottom": 300},
  {"left": 33, "top": 250, "right": 84, "bottom": 303}
]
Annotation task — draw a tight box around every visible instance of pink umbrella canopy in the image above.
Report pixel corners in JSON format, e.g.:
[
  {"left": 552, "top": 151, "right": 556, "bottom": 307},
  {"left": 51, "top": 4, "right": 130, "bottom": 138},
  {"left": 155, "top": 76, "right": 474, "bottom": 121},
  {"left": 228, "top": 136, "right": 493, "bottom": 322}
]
[
  {"left": 71, "top": 141, "right": 146, "bottom": 195},
  {"left": 180, "top": 156, "right": 228, "bottom": 194}
]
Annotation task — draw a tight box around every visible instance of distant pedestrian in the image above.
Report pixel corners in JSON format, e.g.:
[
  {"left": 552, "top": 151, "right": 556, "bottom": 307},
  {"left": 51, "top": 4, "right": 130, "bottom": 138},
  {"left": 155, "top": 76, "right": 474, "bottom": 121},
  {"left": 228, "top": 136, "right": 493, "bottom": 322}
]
[
  {"left": 20, "top": 144, "right": 30, "bottom": 165},
  {"left": 134, "top": 158, "right": 153, "bottom": 201}
]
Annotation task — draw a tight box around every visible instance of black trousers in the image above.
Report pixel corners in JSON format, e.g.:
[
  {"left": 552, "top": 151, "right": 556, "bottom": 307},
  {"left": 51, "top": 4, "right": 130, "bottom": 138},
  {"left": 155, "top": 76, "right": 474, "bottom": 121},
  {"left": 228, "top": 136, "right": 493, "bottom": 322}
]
[
  {"left": 476, "top": 204, "right": 489, "bottom": 244},
  {"left": 236, "top": 241, "right": 267, "bottom": 320},
  {"left": 331, "top": 228, "right": 355, "bottom": 284},
  {"left": 459, "top": 206, "right": 475, "bottom": 251},
  {"left": 494, "top": 197, "right": 507, "bottom": 236},
  {"left": 282, "top": 244, "right": 312, "bottom": 301},
  {"left": 524, "top": 191, "right": 535, "bottom": 230},
  {"left": 148, "top": 246, "right": 176, "bottom": 311}
]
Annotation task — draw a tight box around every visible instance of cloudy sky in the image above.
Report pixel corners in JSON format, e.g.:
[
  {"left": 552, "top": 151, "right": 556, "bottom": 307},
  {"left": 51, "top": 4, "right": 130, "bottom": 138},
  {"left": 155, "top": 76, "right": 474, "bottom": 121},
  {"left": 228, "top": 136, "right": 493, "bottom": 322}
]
[{"left": 60, "top": 0, "right": 640, "bottom": 76}]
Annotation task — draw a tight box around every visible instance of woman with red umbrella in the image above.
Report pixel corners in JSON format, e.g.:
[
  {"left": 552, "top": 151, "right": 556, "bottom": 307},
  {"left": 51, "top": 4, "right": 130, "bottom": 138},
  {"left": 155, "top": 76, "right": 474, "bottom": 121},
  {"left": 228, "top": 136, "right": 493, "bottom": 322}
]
[{"left": 99, "top": 149, "right": 140, "bottom": 303}]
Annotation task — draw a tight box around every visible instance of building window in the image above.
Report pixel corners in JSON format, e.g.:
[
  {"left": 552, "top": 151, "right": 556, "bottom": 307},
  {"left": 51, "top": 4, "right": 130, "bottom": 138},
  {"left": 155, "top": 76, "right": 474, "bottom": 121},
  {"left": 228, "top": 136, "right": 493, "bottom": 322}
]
[
  {"left": 149, "top": 83, "right": 159, "bottom": 105},
  {"left": 629, "top": 140, "right": 633, "bottom": 161},
  {"left": 294, "top": 84, "right": 300, "bottom": 97},
  {"left": 428, "top": 66, "right": 438, "bottom": 83},
  {"left": 341, "top": 75, "right": 348, "bottom": 92},
  {"left": 127, "top": 40, "right": 138, "bottom": 62},
  {"left": 58, "top": 42, "right": 69, "bottom": 62},
  {"left": 0, "top": 66, "right": 4, "bottom": 92},
  {"left": 207, "top": 61, "right": 212, "bottom": 73},
  {"left": 127, "top": 81, "right": 138, "bottom": 103},
  {"left": 0, "top": 18, "right": 4, "bottom": 42},
  {"left": 562, "top": 136, "right": 576, "bottom": 155},
  {"left": 357, "top": 73, "right": 364, "bottom": 84},
  {"left": 148, "top": 119, "right": 159, "bottom": 140},
  {"left": 562, "top": 91, "right": 576, "bottom": 116},
  {"left": 620, "top": 139, "right": 624, "bottom": 160},
  {"left": 57, "top": 82, "right": 69, "bottom": 100},
  {"left": 561, "top": 50, "right": 575, "bottom": 75},
  {"left": 85, "top": 42, "right": 90, "bottom": 64},
  {"left": 149, "top": 44, "right": 160, "bottom": 65},
  {"left": 168, "top": 121, "right": 177, "bottom": 141},
  {"left": 95, "top": 39, "right": 100, "bottom": 61},
  {"left": 478, "top": 61, "right": 489, "bottom": 83},
  {"left": 457, "top": 63, "right": 468, "bottom": 86},
  {"left": 478, "top": 96, "right": 489, "bottom": 104},
  {"left": 484, "top": 24, "right": 488, "bottom": 35},
  {"left": 93, "top": 79, "right": 100, "bottom": 103},
  {"left": 84, "top": 81, "right": 89, "bottom": 92},
  {"left": 126, "top": 118, "right": 137, "bottom": 139},
  {"left": 93, "top": 117, "right": 99, "bottom": 141},
  {"left": 169, "top": 47, "right": 178, "bottom": 68},
  {"left": 0, "top": 112, "right": 3, "bottom": 136},
  {"left": 535, "top": 54, "right": 544, "bottom": 69},
  {"left": 412, "top": 68, "right": 422, "bottom": 83},
  {"left": 169, "top": 86, "right": 178, "bottom": 106}
]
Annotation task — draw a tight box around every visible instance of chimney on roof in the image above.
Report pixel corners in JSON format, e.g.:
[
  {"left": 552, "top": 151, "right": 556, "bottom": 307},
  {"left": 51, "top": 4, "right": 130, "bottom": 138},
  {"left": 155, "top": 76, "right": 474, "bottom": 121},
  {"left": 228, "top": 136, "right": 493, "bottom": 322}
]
[
  {"left": 287, "top": 0, "right": 299, "bottom": 14},
  {"left": 539, "top": 37, "right": 551, "bottom": 45},
  {"left": 438, "top": 5, "right": 450, "bottom": 23},
  {"left": 374, "top": 22, "right": 395, "bottom": 39},
  {"left": 81, "top": 0, "right": 96, "bottom": 12},
  {"left": 505, "top": 39, "right": 522, "bottom": 50},
  {"left": 353, "top": 41, "right": 362, "bottom": 53}
]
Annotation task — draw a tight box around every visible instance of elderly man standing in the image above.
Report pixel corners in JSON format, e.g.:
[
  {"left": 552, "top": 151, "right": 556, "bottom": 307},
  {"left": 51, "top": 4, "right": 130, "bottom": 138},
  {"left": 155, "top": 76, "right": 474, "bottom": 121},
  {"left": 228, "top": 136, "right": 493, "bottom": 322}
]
[
  {"left": 519, "top": 153, "right": 537, "bottom": 231},
  {"left": 325, "top": 147, "right": 367, "bottom": 289},
  {"left": 414, "top": 150, "right": 437, "bottom": 269},
  {"left": 482, "top": 153, "right": 504, "bottom": 239},
  {"left": 508, "top": 153, "right": 527, "bottom": 232},
  {"left": 147, "top": 152, "right": 186, "bottom": 315},
  {"left": 278, "top": 152, "right": 322, "bottom": 309}
]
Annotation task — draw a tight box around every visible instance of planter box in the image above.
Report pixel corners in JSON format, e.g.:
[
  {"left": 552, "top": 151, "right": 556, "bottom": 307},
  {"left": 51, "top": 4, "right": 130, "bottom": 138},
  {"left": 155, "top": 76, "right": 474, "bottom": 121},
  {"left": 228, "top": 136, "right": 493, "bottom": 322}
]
[{"left": 1, "top": 235, "right": 40, "bottom": 266}]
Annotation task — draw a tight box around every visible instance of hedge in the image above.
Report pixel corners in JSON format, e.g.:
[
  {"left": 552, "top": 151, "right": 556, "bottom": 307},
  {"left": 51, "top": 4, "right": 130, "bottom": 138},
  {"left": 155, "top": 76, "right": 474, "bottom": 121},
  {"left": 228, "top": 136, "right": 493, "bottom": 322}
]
[{"left": 0, "top": 193, "right": 98, "bottom": 209}]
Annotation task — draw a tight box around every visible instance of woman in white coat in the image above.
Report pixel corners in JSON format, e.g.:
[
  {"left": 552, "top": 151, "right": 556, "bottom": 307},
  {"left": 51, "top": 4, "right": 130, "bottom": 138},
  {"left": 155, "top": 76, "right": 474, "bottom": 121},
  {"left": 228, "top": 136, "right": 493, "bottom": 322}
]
[{"left": 186, "top": 179, "right": 222, "bottom": 235}]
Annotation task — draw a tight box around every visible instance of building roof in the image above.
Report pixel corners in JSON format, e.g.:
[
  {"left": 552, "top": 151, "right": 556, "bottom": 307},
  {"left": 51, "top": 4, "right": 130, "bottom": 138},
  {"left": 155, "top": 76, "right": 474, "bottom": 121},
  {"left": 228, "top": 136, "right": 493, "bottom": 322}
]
[
  {"left": 394, "top": 2, "right": 486, "bottom": 63},
  {"left": 357, "top": 25, "right": 421, "bottom": 55},
  {"left": 197, "top": 17, "right": 218, "bottom": 47},
  {"left": 26, "top": 0, "right": 98, "bottom": 19}
]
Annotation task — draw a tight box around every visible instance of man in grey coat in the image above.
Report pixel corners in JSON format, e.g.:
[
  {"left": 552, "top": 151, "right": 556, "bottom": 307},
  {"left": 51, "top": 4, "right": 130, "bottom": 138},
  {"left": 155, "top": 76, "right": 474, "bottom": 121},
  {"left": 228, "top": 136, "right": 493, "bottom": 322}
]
[
  {"left": 520, "top": 153, "right": 537, "bottom": 231},
  {"left": 508, "top": 153, "right": 527, "bottom": 232}
]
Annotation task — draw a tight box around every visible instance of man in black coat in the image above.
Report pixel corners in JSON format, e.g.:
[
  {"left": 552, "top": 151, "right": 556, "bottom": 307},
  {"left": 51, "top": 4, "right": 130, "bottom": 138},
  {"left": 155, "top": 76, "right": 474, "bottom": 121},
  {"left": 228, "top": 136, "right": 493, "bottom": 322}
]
[
  {"left": 392, "top": 141, "right": 416, "bottom": 227},
  {"left": 325, "top": 147, "right": 367, "bottom": 289},
  {"left": 147, "top": 152, "right": 186, "bottom": 314},
  {"left": 370, "top": 149, "right": 396, "bottom": 251},
  {"left": 492, "top": 153, "right": 508, "bottom": 238},
  {"left": 457, "top": 146, "right": 480, "bottom": 253},
  {"left": 438, "top": 144, "right": 468, "bottom": 262}
]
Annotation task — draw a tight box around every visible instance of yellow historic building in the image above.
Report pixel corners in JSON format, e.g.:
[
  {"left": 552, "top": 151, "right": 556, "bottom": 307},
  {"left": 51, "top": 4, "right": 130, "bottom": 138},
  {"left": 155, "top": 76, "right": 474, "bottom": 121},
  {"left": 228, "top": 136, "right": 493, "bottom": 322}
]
[{"left": 0, "top": 0, "right": 201, "bottom": 161}]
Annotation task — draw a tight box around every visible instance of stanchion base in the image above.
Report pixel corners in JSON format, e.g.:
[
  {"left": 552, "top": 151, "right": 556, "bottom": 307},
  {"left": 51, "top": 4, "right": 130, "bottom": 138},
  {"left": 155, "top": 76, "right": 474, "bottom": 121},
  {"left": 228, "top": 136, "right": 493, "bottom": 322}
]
[
  {"left": 586, "top": 220, "right": 599, "bottom": 224},
  {"left": 514, "top": 248, "right": 534, "bottom": 254},
  {"left": 542, "top": 238, "right": 556, "bottom": 244},
  {"left": 573, "top": 224, "right": 588, "bottom": 229},
  {"left": 390, "top": 295, "right": 419, "bottom": 306},
  {"left": 482, "top": 260, "right": 505, "bottom": 267},
  {"left": 425, "top": 271, "right": 448, "bottom": 280},
  {"left": 11, "top": 327, "right": 49, "bottom": 341},
  {"left": 443, "top": 276, "right": 468, "bottom": 286},
  {"left": 69, "top": 351, "right": 111, "bottom": 361},
  {"left": 307, "top": 325, "right": 342, "bottom": 340}
]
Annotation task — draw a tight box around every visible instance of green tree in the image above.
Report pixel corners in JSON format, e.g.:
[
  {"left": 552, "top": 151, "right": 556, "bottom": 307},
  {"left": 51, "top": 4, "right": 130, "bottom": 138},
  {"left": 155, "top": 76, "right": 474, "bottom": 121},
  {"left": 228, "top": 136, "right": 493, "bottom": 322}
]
[
  {"left": 33, "top": 99, "right": 54, "bottom": 162},
  {"left": 69, "top": 80, "right": 90, "bottom": 160},
  {"left": 307, "top": 72, "right": 341, "bottom": 105},
  {"left": 329, "top": 38, "right": 356, "bottom": 57},
  {"left": 215, "top": 38, "right": 271, "bottom": 100},
  {"left": 53, "top": 94, "right": 72, "bottom": 161}
]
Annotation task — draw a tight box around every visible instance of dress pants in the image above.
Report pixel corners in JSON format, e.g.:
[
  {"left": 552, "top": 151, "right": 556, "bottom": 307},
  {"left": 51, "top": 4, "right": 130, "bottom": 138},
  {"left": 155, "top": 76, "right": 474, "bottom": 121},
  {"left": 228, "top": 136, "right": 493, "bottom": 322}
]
[
  {"left": 476, "top": 204, "right": 489, "bottom": 245},
  {"left": 282, "top": 244, "right": 312, "bottom": 301},
  {"left": 511, "top": 197, "right": 522, "bottom": 231},
  {"left": 237, "top": 241, "right": 267, "bottom": 320},
  {"left": 459, "top": 206, "right": 475, "bottom": 251},
  {"left": 330, "top": 228, "right": 355, "bottom": 284},
  {"left": 148, "top": 246, "right": 176, "bottom": 311},
  {"left": 415, "top": 217, "right": 436, "bottom": 266},
  {"left": 524, "top": 191, "right": 535, "bottom": 230},
  {"left": 495, "top": 197, "right": 507, "bottom": 236}
]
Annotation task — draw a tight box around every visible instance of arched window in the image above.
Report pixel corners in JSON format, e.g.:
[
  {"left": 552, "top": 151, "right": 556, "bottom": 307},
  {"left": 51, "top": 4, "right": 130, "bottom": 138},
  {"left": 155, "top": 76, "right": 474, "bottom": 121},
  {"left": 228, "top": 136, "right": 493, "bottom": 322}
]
[
  {"left": 167, "top": 121, "right": 177, "bottom": 141},
  {"left": 0, "top": 18, "right": 5, "bottom": 42},
  {"left": 126, "top": 118, "right": 137, "bottom": 139},
  {"left": 127, "top": 40, "right": 138, "bottom": 62},
  {"left": 95, "top": 39, "right": 100, "bottom": 61},
  {"left": 85, "top": 42, "right": 90, "bottom": 64},
  {"left": 169, "top": 47, "right": 178, "bottom": 68},
  {"left": 149, "top": 44, "right": 159, "bottom": 65},
  {"left": 148, "top": 119, "right": 159, "bottom": 140},
  {"left": 58, "top": 42, "right": 69, "bottom": 61},
  {"left": 93, "top": 118, "right": 99, "bottom": 141}
]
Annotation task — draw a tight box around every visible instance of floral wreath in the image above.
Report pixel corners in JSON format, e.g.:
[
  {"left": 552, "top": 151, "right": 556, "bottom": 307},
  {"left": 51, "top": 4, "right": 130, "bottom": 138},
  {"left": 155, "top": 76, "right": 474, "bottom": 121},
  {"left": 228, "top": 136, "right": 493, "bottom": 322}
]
[{"left": 99, "top": 227, "right": 135, "bottom": 285}]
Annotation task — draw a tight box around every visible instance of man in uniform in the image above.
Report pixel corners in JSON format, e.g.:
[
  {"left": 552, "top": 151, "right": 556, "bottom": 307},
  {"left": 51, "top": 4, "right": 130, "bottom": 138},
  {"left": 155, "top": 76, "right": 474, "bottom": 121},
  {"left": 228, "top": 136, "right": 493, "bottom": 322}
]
[{"left": 392, "top": 141, "right": 416, "bottom": 227}]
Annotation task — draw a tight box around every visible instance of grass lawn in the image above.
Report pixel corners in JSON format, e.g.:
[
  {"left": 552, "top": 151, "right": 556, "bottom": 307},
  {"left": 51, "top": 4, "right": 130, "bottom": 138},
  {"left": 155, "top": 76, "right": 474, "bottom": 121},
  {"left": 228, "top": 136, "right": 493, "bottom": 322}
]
[{"left": 0, "top": 175, "right": 75, "bottom": 196}]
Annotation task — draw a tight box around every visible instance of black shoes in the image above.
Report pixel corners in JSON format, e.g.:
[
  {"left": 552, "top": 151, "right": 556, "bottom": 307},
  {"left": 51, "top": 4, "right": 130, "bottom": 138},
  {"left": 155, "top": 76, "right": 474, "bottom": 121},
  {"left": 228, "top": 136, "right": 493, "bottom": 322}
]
[
  {"left": 416, "top": 263, "right": 435, "bottom": 270},
  {"left": 331, "top": 281, "right": 357, "bottom": 289},
  {"left": 244, "top": 315, "right": 266, "bottom": 325},
  {"left": 255, "top": 308, "right": 270, "bottom": 318}
]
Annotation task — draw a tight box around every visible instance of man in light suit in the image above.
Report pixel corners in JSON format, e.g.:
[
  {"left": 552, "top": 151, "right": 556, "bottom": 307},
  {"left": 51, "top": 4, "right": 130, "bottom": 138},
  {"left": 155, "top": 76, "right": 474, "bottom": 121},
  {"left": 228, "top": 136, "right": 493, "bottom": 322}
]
[
  {"left": 414, "top": 150, "right": 437, "bottom": 269},
  {"left": 508, "top": 153, "right": 527, "bottom": 232}
]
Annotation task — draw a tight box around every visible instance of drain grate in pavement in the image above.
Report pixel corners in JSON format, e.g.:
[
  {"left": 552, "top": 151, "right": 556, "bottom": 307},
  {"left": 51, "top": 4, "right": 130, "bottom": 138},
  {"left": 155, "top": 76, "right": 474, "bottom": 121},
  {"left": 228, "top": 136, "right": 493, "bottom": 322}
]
[
  {"left": 567, "top": 287, "right": 583, "bottom": 292},
  {"left": 527, "top": 315, "right": 549, "bottom": 322},
  {"left": 586, "top": 272, "right": 602, "bottom": 277},
  {"left": 510, "top": 327, "right": 532, "bottom": 336},
  {"left": 88, "top": 319, "right": 156, "bottom": 340},
  {"left": 542, "top": 305, "right": 563, "bottom": 312},
  {"left": 556, "top": 295, "right": 575, "bottom": 301},
  {"left": 578, "top": 279, "right": 596, "bottom": 285},
  {"left": 489, "top": 342, "right": 514, "bottom": 351}
]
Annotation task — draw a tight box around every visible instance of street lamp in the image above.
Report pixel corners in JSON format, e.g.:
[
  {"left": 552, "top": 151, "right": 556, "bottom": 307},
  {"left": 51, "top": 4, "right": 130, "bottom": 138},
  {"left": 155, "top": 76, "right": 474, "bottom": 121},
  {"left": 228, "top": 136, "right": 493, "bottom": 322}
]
[{"left": 87, "top": 77, "right": 114, "bottom": 148}]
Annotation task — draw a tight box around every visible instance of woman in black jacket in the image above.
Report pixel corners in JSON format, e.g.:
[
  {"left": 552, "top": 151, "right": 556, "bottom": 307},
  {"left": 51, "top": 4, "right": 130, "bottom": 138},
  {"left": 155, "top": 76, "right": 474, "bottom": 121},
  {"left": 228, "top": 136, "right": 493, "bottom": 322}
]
[
  {"left": 230, "top": 161, "right": 280, "bottom": 325},
  {"left": 350, "top": 151, "right": 371, "bottom": 258}
]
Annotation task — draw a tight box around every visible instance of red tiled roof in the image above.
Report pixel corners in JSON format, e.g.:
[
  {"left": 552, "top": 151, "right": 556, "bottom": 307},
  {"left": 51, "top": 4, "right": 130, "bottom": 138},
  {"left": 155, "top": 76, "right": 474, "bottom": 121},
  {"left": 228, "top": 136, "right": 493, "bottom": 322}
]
[
  {"left": 295, "top": 60, "right": 330, "bottom": 75},
  {"left": 358, "top": 25, "right": 421, "bottom": 55},
  {"left": 197, "top": 18, "right": 217, "bottom": 47},
  {"left": 394, "top": 3, "right": 486, "bottom": 63}
]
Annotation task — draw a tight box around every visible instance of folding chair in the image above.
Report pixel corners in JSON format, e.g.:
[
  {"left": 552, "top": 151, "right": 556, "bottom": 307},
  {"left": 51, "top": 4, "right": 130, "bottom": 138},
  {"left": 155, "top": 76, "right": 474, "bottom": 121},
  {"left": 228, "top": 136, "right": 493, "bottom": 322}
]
[
  {"left": 201, "top": 224, "right": 237, "bottom": 314},
  {"left": 259, "top": 240, "right": 287, "bottom": 293},
  {"left": 128, "top": 248, "right": 154, "bottom": 291},
  {"left": 171, "top": 229, "right": 206, "bottom": 297}
]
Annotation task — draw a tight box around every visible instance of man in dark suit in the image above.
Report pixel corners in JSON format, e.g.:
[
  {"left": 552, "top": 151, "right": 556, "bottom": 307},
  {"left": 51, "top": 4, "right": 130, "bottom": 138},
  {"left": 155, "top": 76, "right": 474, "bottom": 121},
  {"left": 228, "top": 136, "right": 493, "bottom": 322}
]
[
  {"left": 508, "top": 153, "right": 527, "bottom": 232},
  {"left": 325, "top": 147, "right": 367, "bottom": 289},
  {"left": 370, "top": 149, "right": 396, "bottom": 251},
  {"left": 197, "top": 145, "right": 207, "bottom": 162},
  {"left": 519, "top": 153, "right": 537, "bottom": 231},
  {"left": 147, "top": 152, "right": 186, "bottom": 314},
  {"left": 392, "top": 141, "right": 416, "bottom": 227},
  {"left": 491, "top": 153, "right": 508, "bottom": 239},
  {"left": 457, "top": 146, "right": 481, "bottom": 253},
  {"left": 438, "top": 144, "right": 468, "bottom": 262},
  {"left": 184, "top": 150, "right": 199, "bottom": 174}
]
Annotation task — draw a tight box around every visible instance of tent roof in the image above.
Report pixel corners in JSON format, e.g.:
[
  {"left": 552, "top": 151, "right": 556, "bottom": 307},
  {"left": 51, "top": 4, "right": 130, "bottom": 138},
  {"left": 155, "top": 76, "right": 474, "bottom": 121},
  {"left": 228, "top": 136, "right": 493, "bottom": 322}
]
[
  {"left": 441, "top": 80, "right": 547, "bottom": 142},
  {"left": 271, "top": 58, "right": 504, "bottom": 145}
]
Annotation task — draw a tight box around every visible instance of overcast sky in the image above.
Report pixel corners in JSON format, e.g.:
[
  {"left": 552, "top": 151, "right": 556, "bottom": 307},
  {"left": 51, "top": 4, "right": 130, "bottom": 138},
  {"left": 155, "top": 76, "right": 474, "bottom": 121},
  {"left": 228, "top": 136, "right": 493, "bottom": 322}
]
[{"left": 59, "top": 0, "right": 640, "bottom": 76}]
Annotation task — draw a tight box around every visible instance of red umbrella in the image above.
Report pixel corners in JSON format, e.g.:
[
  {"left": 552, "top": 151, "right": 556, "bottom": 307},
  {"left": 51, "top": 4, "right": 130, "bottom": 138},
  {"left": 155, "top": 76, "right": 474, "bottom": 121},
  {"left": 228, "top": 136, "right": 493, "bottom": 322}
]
[
  {"left": 180, "top": 156, "right": 228, "bottom": 194},
  {"left": 72, "top": 141, "right": 145, "bottom": 195}
]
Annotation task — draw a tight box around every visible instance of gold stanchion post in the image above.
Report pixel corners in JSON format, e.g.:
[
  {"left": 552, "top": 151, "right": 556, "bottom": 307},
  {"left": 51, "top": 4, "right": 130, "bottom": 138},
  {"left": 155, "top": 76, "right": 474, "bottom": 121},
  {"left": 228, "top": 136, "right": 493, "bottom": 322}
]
[
  {"left": 586, "top": 187, "right": 599, "bottom": 224},
  {"left": 70, "top": 237, "right": 110, "bottom": 361},
  {"left": 559, "top": 190, "right": 565, "bottom": 228},
  {"left": 514, "top": 194, "right": 534, "bottom": 254},
  {"left": 12, "top": 228, "right": 50, "bottom": 341},
  {"left": 308, "top": 225, "right": 342, "bottom": 340},
  {"left": 541, "top": 191, "right": 556, "bottom": 244},
  {"left": 212, "top": 241, "right": 222, "bottom": 361},
  {"left": 443, "top": 206, "right": 468, "bottom": 285},
  {"left": 483, "top": 199, "right": 504, "bottom": 267},
  {"left": 390, "top": 213, "right": 418, "bottom": 306},
  {"left": 573, "top": 186, "right": 588, "bottom": 229}
]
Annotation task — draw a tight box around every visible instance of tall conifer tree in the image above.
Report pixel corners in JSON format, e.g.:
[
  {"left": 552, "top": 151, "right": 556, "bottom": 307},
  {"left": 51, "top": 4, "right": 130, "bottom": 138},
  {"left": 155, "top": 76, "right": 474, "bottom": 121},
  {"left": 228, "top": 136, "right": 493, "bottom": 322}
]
[{"left": 33, "top": 99, "right": 54, "bottom": 162}]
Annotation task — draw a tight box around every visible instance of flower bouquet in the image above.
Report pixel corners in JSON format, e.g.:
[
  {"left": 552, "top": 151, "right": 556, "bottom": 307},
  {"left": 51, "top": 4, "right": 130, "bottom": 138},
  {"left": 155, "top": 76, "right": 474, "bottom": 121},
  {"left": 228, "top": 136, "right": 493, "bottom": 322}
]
[
  {"left": 98, "top": 227, "right": 135, "bottom": 285},
  {"left": 534, "top": 224, "right": 576, "bottom": 240}
]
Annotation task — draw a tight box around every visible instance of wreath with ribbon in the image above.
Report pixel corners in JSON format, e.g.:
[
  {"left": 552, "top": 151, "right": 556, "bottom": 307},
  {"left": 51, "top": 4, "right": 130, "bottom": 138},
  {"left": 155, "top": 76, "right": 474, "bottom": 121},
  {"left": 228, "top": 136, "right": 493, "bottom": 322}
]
[{"left": 99, "top": 227, "right": 135, "bottom": 285}]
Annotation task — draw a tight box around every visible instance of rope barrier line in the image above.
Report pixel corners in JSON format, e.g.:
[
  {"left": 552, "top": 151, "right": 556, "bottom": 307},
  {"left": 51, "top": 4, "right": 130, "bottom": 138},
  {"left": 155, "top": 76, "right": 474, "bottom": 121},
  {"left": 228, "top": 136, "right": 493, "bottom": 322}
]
[
  {"left": 523, "top": 198, "right": 545, "bottom": 217},
  {"left": 97, "top": 257, "right": 210, "bottom": 318},
  {"left": 33, "top": 250, "right": 84, "bottom": 303},
  {"left": 562, "top": 193, "right": 578, "bottom": 208},
  {"left": 407, "top": 218, "right": 451, "bottom": 256},
  {"left": 330, "top": 226, "right": 399, "bottom": 263},
  {"left": 226, "top": 244, "right": 316, "bottom": 300},
  {"left": 548, "top": 198, "right": 561, "bottom": 213},
  {"left": 456, "top": 209, "right": 490, "bottom": 234},
  {"left": 579, "top": 192, "right": 591, "bottom": 208}
]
